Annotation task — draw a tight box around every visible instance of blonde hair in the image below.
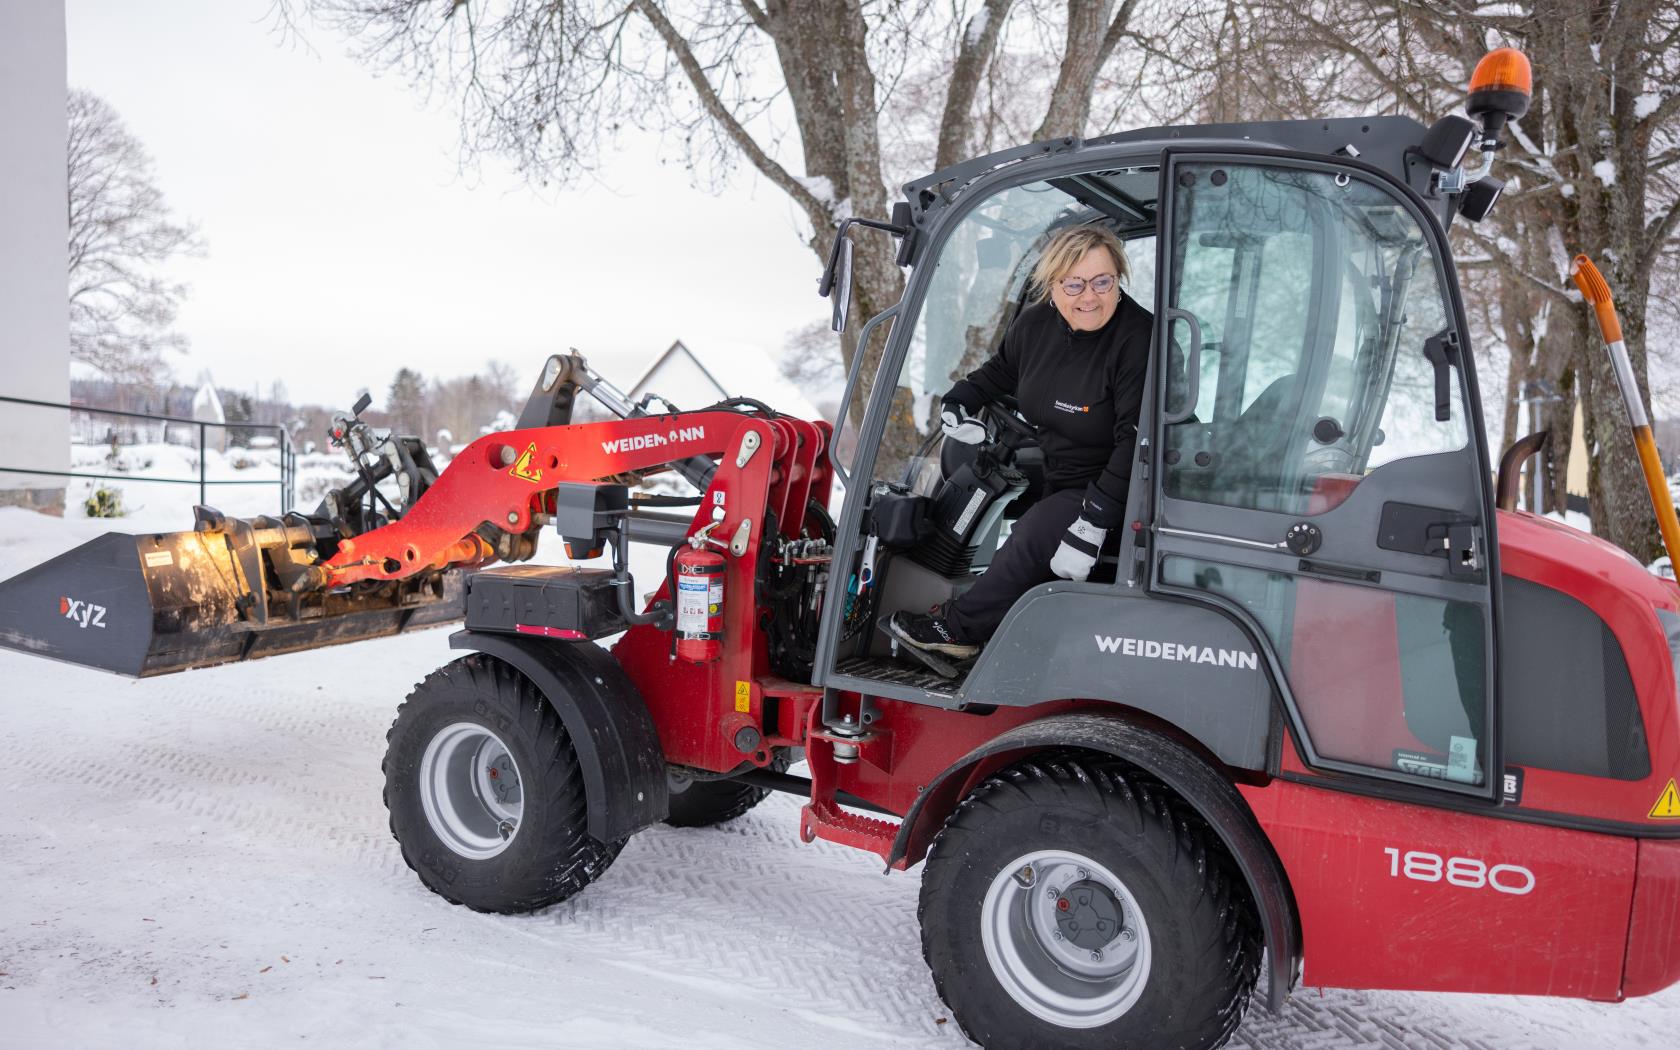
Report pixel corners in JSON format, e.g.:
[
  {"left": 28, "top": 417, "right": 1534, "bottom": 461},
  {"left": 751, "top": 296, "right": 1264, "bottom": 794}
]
[{"left": 1029, "top": 225, "right": 1130, "bottom": 304}]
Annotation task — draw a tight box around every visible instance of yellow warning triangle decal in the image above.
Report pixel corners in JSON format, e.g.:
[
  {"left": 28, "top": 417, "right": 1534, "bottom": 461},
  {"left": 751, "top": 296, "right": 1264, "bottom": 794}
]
[
  {"left": 1651, "top": 779, "right": 1680, "bottom": 819},
  {"left": 510, "top": 442, "right": 543, "bottom": 484}
]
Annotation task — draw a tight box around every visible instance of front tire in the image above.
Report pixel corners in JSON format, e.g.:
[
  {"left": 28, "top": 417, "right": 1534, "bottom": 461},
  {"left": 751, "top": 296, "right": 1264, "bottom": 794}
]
[
  {"left": 919, "top": 754, "right": 1260, "bottom": 1050},
  {"left": 383, "top": 654, "right": 622, "bottom": 913},
  {"left": 664, "top": 777, "right": 769, "bottom": 828}
]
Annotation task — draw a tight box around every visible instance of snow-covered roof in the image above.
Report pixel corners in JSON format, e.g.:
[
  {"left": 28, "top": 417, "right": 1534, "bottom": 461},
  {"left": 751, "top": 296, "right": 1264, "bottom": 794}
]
[
  {"left": 628, "top": 340, "right": 822, "bottom": 423},
  {"left": 191, "top": 379, "right": 225, "bottom": 424}
]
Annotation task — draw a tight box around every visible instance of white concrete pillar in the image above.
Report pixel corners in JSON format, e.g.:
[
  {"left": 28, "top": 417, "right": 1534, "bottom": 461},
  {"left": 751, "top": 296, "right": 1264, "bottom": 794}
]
[{"left": 0, "top": 1, "right": 71, "bottom": 515}]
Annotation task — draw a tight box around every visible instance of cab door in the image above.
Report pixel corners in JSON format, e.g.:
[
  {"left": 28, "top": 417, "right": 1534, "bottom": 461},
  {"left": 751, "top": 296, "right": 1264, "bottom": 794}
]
[{"left": 1147, "top": 153, "right": 1502, "bottom": 801}]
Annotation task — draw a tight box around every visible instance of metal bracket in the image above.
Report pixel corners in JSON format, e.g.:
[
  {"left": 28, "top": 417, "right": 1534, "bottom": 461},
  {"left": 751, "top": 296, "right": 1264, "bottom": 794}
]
[
  {"left": 735, "top": 430, "right": 762, "bottom": 468},
  {"left": 730, "top": 518, "right": 753, "bottom": 557}
]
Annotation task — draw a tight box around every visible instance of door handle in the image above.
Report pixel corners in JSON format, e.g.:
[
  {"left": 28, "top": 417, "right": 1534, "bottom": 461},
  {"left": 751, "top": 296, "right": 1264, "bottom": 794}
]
[
  {"left": 1445, "top": 521, "right": 1482, "bottom": 575},
  {"left": 1422, "top": 329, "right": 1459, "bottom": 422},
  {"left": 1162, "top": 308, "right": 1203, "bottom": 425}
]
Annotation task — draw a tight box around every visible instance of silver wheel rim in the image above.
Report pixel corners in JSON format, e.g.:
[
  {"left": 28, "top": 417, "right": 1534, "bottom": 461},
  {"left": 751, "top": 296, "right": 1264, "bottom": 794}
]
[
  {"left": 979, "top": 849, "right": 1152, "bottom": 1029},
  {"left": 418, "top": 722, "right": 524, "bottom": 859}
]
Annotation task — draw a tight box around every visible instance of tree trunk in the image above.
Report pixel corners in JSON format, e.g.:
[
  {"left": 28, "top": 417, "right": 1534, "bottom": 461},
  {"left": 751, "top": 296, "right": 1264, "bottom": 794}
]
[
  {"left": 1529, "top": 0, "right": 1665, "bottom": 561},
  {"left": 936, "top": 0, "right": 1015, "bottom": 169},
  {"left": 1034, "top": 0, "right": 1137, "bottom": 140}
]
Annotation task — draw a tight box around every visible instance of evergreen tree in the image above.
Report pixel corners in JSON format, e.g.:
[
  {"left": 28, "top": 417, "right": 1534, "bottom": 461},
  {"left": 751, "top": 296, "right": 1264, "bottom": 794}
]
[{"left": 388, "top": 368, "right": 427, "bottom": 436}]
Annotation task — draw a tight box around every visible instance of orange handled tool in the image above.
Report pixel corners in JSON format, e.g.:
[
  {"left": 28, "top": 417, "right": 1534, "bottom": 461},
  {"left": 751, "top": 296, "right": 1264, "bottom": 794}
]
[{"left": 1570, "top": 254, "right": 1680, "bottom": 567}]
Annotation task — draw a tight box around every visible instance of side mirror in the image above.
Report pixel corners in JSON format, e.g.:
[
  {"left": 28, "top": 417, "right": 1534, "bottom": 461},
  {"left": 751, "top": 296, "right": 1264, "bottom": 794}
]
[
  {"left": 831, "top": 236, "right": 854, "bottom": 333},
  {"left": 818, "top": 214, "right": 911, "bottom": 334}
]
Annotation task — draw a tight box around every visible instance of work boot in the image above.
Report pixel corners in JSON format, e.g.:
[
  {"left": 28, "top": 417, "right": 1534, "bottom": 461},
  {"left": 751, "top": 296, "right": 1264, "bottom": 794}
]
[{"left": 886, "top": 607, "right": 979, "bottom": 659}]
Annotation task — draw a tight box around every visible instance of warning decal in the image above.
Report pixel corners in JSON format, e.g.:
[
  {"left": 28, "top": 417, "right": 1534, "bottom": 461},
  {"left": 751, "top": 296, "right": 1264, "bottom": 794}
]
[
  {"left": 734, "top": 680, "right": 751, "bottom": 713},
  {"left": 510, "top": 443, "right": 543, "bottom": 484},
  {"left": 1651, "top": 779, "right": 1680, "bottom": 820}
]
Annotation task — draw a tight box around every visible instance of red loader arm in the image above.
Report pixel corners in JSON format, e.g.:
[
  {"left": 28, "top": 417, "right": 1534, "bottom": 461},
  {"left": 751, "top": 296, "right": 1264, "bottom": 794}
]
[{"left": 322, "top": 411, "right": 771, "bottom": 586}]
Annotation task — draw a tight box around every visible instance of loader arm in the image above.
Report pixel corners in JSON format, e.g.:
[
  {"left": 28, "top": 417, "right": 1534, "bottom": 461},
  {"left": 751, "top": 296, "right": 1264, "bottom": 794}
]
[{"left": 321, "top": 412, "right": 770, "bottom": 587}]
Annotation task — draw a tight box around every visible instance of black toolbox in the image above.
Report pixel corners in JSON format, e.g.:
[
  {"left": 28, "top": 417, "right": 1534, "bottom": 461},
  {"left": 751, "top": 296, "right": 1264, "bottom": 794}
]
[{"left": 463, "top": 565, "right": 628, "bottom": 640}]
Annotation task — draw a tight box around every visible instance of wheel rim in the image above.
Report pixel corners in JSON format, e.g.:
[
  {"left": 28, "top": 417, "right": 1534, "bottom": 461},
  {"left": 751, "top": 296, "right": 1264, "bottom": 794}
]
[
  {"left": 979, "top": 849, "right": 1152, "bottom": 1029},
  {"left": 418, "top": 722, "right": 524, "bottom": 859}
]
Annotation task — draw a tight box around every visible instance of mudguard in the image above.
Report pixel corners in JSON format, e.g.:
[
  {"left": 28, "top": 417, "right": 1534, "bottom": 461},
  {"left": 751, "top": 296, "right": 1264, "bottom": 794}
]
[
  {"left": 889, "top": 712, "right": 1301, "bottom": 1012},
  {"left": 448, "top": 629, "right": 669, "bottom": 841}
]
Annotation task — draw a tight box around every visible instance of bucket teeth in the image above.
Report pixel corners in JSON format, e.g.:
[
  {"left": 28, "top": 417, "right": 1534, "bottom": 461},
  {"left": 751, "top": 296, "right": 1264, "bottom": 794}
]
[{"left": 0, "top": 529, "right": 463, "bottom": 678}]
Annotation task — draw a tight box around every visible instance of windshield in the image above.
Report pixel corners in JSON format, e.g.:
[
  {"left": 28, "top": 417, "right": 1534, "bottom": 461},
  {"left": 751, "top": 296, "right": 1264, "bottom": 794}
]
[{"left": 864, "top": 170, "right": 1159, "bottom": 484}]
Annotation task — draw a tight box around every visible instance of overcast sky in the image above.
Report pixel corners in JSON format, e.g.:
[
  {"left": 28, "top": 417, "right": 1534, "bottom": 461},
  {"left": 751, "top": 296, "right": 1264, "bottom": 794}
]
[{"left": 65, "top": 0, "right": 831, "bottom": 408}]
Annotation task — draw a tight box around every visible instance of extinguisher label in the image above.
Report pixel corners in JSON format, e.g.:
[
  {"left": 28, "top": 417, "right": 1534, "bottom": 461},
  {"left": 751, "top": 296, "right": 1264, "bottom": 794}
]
[{"left": 676, "top": 578, "right": 710, "bottom": 633}]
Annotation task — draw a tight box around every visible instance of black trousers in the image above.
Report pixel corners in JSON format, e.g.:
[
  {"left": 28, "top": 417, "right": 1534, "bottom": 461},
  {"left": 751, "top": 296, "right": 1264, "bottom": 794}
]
[{"left": 945, "top": 488, "right": 1086, "bottom": 643}]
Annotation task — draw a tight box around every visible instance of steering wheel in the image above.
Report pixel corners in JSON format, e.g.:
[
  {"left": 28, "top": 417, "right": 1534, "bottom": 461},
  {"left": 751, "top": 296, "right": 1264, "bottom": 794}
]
[{"left": 981, "top": 402, "right": 1037, "bottom": 451}]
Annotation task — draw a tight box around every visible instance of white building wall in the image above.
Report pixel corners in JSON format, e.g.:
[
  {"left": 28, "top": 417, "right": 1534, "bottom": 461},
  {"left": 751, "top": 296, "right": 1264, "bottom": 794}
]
[{"left": 0, "top": 2, "right": 71, "bottom": 513}]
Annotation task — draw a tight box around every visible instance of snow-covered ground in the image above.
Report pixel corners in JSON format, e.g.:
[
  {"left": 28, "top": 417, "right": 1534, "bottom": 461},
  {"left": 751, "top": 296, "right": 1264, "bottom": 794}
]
[{"left": 3, "top": 472, "right": 1680, "bottom": 1048}]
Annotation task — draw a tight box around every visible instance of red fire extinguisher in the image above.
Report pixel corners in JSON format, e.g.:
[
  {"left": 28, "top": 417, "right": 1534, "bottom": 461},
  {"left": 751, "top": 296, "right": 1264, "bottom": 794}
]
[{"left": 674, "top": 544, "right": 725, "bottom": 663}]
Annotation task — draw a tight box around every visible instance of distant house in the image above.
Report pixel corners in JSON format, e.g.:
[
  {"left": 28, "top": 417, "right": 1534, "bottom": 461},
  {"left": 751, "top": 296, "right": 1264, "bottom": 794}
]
[
  {"left": 192, "top": 377, "right": 227, "bottom": 452},
  {"left": 580, "top": 340, "right": 822, "bottom": 424}
]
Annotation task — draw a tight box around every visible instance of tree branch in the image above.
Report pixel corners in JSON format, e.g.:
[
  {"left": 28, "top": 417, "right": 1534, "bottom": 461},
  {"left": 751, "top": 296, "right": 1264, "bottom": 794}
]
[
  {"left": 935, "top": 0, "right": 1014, "bottom": 168},
  {"left": 632, "top": 0, "right": 830, "bottom": 220}
]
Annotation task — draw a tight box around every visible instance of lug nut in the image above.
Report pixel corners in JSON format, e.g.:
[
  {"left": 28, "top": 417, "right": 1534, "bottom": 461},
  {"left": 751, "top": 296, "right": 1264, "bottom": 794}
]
[{"left": 1091, "top": 949, "right": 1103, "bottom": 962}]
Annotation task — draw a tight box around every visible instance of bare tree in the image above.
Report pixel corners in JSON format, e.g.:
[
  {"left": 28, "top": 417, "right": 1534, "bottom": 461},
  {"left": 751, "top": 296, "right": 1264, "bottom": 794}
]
[
  {"left": 66, "top": 89, "right": 201, "bottom": 389},
  {"left": 295, "top": 2, "right": 1163, "bottom": 423},
  {"left": 1167, "top": 1, "right": 1680, "bottom": 562}
]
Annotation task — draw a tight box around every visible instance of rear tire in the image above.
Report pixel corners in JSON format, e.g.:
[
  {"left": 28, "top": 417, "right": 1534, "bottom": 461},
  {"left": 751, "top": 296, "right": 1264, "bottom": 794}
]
[
  {"left": 383, "top": 653, "right": 622, "bottom": 913},
  {"left": 919, "top": 754, "right": 1260, "bottom": 1050},
  {"left": 663, "top": 776, "right": 769, "bottom": 828}
]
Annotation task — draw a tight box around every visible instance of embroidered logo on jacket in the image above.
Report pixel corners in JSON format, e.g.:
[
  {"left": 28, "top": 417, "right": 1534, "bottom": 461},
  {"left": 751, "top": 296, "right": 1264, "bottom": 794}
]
[{"left": 1053, "top": 400, "right": 1091, "bottom": 414}]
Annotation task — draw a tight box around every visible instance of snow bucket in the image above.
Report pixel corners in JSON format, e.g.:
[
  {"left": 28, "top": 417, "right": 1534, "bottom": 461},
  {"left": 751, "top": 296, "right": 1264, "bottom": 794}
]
[{"left": 0, "top": 529, "right": 464, "bottom": 677}]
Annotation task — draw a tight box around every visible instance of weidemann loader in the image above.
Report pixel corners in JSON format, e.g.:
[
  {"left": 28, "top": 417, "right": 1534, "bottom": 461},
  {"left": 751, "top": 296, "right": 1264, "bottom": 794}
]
[{"left": 6, "top": 47, "right": 1680, "bottom": 1050}]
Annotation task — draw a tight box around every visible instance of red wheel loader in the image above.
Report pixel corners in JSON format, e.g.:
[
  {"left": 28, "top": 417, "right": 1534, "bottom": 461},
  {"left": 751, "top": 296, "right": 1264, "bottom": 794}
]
[{"left": 5, "top": 48, "right": 1680, "bottom": 1050}]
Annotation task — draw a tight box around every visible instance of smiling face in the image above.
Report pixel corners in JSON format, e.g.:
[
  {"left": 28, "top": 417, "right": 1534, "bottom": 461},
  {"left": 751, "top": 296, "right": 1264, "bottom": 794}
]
[{"left": 1049, "top": 247, "right": 1122, "bottom": 332}]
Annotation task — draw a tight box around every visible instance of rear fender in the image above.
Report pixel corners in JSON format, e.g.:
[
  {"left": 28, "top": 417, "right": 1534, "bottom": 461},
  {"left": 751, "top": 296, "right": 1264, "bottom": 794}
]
[
  {"left": 888, "top": 712, "right": 1301, "bottom": 1011},
  {"left": 448, "top": 630, "right": 668, "bottom": 841}
]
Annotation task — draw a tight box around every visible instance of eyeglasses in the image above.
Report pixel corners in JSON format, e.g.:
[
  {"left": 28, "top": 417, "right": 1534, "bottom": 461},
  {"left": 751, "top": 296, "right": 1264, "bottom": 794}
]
[{"left": 1056, "top": 273, "right": 1119, "bottom": 296}]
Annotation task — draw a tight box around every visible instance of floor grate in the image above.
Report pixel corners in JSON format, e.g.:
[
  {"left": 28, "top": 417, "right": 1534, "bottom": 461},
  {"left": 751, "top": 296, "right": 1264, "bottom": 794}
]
[{"left": 832, "top": 655, "right": 968, "bottom": 697}]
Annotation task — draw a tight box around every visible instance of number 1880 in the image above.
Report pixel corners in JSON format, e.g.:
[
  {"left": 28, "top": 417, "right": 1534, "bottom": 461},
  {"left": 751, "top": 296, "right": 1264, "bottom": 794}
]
[{"left": 1383, "top": 847, "right": 1536, "bottom": 896}]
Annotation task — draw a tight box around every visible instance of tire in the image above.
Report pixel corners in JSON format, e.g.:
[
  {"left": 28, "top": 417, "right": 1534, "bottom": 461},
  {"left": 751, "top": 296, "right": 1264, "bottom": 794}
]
[
  {"left": 663, "top": 776, "right": 769, "bottom": 828},
  {"left": 383, "top": 653, "right": 623, "bottom": 913},
  {"left": 919, "top": 754, "right": 1260, "bottom": 1050}
]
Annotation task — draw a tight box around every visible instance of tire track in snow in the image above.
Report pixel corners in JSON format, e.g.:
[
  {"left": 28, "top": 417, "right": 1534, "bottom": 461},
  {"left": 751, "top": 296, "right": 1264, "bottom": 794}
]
[{"left": 4, "top": 647, "right": 1676, "bottom": 1049}]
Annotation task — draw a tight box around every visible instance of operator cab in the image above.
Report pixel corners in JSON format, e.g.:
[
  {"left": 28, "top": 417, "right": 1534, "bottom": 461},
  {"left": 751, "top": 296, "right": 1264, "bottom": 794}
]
[
  {"left": 833, "top": 168, "right": 1161, "bottom": 683},
  {"left": 820, "top": 117, "right": 1506, "bottom": 805}
]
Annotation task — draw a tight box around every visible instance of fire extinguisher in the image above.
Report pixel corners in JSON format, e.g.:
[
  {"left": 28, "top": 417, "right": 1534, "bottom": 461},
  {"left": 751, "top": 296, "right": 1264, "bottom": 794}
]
[{"left": 673, "top": 543, "right": 725, "bottom": 663}]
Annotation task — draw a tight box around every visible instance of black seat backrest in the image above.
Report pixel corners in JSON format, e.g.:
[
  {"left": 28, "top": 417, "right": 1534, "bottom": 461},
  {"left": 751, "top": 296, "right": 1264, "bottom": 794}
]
[{"left": 1214, "top": 373, "right": 1299, "bottom": 512}]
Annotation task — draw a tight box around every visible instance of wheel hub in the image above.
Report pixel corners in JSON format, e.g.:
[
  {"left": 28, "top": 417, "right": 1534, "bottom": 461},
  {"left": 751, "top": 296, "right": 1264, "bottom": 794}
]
[
  {"left": 418, "top": 722, "right": 524, "bottom": 860},
  {"left": 981, "top": 849, "right": 1152, "bottom": 1029},
  {"left": 1053, "top": 879, "right": 1123, "bottom": 951}
]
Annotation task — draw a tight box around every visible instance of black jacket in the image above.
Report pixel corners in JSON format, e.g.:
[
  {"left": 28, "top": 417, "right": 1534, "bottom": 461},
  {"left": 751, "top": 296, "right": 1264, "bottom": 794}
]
[{"left": 942, "top": 296, "right": 1152, "bottom": 529}]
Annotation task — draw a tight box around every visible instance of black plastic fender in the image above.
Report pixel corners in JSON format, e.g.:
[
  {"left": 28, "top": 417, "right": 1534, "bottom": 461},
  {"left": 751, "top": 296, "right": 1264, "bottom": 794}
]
[
  {"left": 889, "top": 712, "right": 1300, "bottom": 1012},
  {"left": 447, "top": 630, "right": 668, "bottom": 841}
]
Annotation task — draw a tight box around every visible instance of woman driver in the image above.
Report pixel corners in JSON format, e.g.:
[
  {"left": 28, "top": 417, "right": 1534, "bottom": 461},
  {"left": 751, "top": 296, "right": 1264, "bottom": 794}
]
[{"left": 887, "top": 224, "right": 1152, "bottom": 658}]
